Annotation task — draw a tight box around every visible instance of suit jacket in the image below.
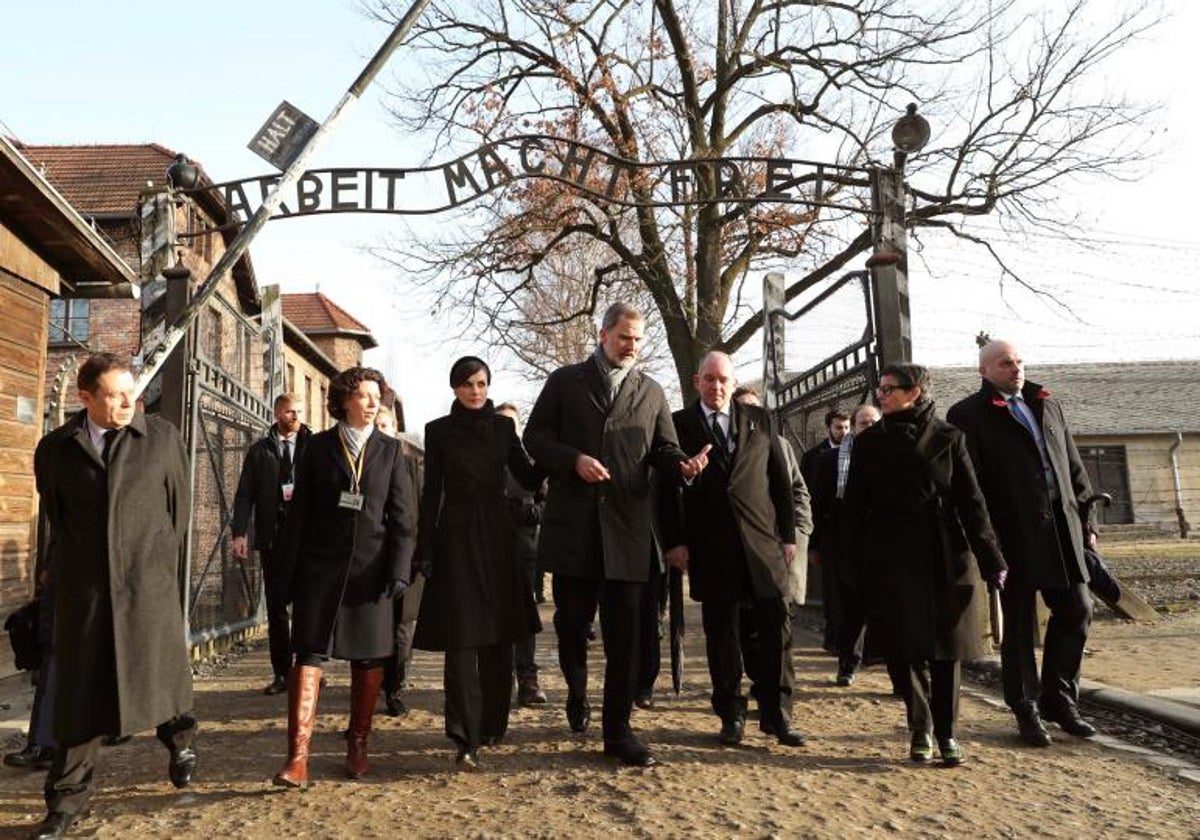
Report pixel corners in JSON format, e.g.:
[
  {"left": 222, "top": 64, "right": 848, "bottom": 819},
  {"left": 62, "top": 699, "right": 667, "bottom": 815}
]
[
  {"left": 280, "top": 426, "right": 416, "bottom": 660},
  {"left": 230, "top": 424, "right": 313, "bottom": 551},
  {"left": 946, "top": 379, "right": 1093, "bottom": 591},
  {"left": 799, "top": 437, "right": 833, "bottom": 489},
  {"left": 658, "top": 400, "right": 796, "bottom": 602},
  {"left": 35, "top": 410, "right": 192, "bottom": 745},
  {"left": 524, "top": 359, "right": 687, "bottom": 582},
  {"left": 842, "top": 402, "right": 1006, "bottom": 661}
]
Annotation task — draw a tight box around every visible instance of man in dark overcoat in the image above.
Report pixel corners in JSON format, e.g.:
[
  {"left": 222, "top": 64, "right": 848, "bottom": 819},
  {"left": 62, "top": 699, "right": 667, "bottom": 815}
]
[
  {"left": 809, "top": 404, "right": 881, "bottom": 686},
  {"left": 658, "top": 353, "right": 803, "bottom": 747},
  {"left": 231, "top": 392, "right": 312, "bottom": 695},
  {"left": 31, "top": 353, "right": 195, "bottom": 839},
  {"left": 947, "top": 340, "right": 1098, "bottom": 746},
  {"left": 524, "top": 302, "right": 710, "bottom": 767},
  {"left": 800, "top": 409, "right": 850, "bottom": 652}
]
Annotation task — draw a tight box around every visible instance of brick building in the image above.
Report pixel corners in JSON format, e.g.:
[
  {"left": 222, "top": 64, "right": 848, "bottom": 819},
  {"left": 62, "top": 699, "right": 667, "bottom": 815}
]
[{"left": 14, "top": 143, "right": 381, "bottom": 649}]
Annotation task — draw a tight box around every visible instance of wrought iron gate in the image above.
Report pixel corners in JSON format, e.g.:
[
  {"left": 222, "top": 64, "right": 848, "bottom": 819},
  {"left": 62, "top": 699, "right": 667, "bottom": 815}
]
[
  {"left": 184, "top": 355, "right": 271, "bottom": 645},
  {"left": 765, "top": 270, "right": 880, "bottom": 447}
]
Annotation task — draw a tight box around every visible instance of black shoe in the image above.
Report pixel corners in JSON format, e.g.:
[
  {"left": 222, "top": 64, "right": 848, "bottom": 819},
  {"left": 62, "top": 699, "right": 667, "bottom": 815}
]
[
  {"left": 263, "top": 675, "right": 288, "bottom": 695},
  {"left": 909, "top": 731, "right": 933, "bottom": 762},
  {"left": 718, "top": 718, "right": 744, "bottom": 746},
  {"left": 454, "top": 747, "right": 481, "bottom": 772},
  {"left": 566, "top": 697, "right": 591, "bottom": 733},
  {"left": 29, "top": 812, "right": 77, "bottom": 840},
  {"left": 168, "top": 747, "right": 197, "bottom": 789},
  {"left": 5, "top": 744, "right": 54, "bottom": 770},
  {"left": 634, "top": 692, "right": 654, "bottom": 711},
  {"left": 480, "top": 734, "right": 503, "bottom": 747},
  {"left": 1043, "top": 705, "right": 1097, "bottom": 738},
  {"left": 603, "top": 737, "right": 657, "bottom": 767},
  {"left": 835, "top": 671, "right": 854, "bottom": 687},
  {"left": 937, "top": 736, "right": 964, "bottom": 767},
  {"left": 384, "top": 691, "right": 408, "bottom": 717},
  {"left": 775, "top": 729, "right": 807, "bottom": 748},
  {"left": 1015, "top": 708, "right": 1053, "bottom": 747},
  {"left": 517, "top": 677, "right": 548, "bottom": 707}
]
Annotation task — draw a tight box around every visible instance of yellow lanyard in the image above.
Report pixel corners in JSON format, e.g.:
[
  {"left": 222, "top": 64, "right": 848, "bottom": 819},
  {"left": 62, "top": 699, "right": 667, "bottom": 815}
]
[{"left": 337, "top": 429, "right": 370, "bottom": 494}]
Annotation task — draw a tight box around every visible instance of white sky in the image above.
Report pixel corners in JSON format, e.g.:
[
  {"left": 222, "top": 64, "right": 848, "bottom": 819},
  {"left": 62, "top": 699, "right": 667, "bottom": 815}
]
[{"left": 2, "top": 0, "right": 1197, "bottom": 430}]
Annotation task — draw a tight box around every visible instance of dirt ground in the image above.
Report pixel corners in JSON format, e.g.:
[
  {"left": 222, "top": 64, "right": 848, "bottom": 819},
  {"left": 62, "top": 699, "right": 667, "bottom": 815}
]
[
  {"left": 2, "top": 602, "right": 1198, "bottom": 840},
  {"left": 1086, "top": 608, "right": 1200, "bottom": 695}
]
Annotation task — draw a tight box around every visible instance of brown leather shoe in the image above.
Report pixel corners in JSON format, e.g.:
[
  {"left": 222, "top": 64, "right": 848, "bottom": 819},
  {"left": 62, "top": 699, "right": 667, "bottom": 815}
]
[
  {"left": 273, "top": 665, "right": 322, "bottom": 788},
  {"left": 346, "top": 665, "right": 383, "bottom": 779}
]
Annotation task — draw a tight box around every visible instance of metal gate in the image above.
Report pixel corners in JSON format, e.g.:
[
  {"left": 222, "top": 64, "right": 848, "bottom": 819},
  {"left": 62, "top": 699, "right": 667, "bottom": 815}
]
[
  {"left": 765, "top": 270, "right": 880, "bottom": 448},
  {"left": 184, "top": 355, "right": 271, "bottom": 645}
]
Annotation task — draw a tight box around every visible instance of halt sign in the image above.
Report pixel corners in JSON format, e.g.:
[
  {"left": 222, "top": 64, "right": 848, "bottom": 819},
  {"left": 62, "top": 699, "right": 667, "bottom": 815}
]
[{"left": 248, "top": 101, "right": 320, "bottom": 170}]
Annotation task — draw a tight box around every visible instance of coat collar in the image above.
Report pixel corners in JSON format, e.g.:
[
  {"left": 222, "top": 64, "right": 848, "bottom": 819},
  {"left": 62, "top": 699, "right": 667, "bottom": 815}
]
[{"left": 67, "top": 409, "right": 147, "bottom": 467}]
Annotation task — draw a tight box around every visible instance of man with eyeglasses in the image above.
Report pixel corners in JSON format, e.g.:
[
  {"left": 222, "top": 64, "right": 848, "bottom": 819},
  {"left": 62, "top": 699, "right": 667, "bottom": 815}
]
[{"left": 947, "top": 341, "right": 1098, "bottom": 747}]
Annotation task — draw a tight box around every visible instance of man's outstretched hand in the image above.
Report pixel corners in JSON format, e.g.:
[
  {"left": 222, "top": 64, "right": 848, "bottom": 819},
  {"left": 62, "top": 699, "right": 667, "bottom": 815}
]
[{"left": 680, "top": 444, "right": 712, "bottom": 480}]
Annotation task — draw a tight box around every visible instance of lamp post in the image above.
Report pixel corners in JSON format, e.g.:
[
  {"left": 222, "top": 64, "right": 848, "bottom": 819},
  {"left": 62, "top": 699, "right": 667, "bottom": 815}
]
[{"left": 869, "top": 103, "right": 931, "bottom": 367}]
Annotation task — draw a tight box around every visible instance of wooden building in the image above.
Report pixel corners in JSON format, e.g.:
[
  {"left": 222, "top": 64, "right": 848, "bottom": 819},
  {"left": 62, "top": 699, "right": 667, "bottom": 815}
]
[{"left": 0, "top": 136, "right": 136, "bottom": 678}]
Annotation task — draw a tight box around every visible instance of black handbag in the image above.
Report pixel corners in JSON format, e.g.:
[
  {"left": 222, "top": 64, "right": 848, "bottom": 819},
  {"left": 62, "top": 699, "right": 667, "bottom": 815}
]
[{"left": 4, "top": 598, "right": 41, "bottom": 672}]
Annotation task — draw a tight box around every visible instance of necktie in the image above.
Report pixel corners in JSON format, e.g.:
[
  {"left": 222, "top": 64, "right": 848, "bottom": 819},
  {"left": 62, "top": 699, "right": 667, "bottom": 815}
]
[
  {"left": 101, "top": 429, "right": 119, "bottom": 466},
  {"left": 1006, "top": 397, "right": 1039, "bottom": 441},
  {"left": 710, "top": 411, "right": 729, "bottom": 453},
  {"left": 281, "top": 439, "right": 293, "bottom": 475}
]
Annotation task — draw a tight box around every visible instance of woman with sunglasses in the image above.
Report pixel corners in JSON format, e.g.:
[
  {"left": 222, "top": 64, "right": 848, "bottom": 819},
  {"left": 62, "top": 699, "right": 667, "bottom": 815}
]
[{"left": 842, "top": 363, "right": 1006, "bottom": 766}]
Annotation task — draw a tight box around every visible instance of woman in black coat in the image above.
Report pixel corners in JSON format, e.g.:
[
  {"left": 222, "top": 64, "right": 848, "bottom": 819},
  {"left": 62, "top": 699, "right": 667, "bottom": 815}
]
[
  {"left": 414, "top": 356, "right": 543, "bottom": 771},
  {"left": 274, "top": 367, "right": 416, "bottom": 788},
  {"left": 843, "top": 364, "right": 1006, "bottom": 767}
]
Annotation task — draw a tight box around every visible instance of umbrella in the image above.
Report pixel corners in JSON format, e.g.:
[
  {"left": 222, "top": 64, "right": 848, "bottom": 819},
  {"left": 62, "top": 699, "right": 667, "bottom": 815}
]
[{"left": 668, "top": 567, "right": 685, "bottom": 694}]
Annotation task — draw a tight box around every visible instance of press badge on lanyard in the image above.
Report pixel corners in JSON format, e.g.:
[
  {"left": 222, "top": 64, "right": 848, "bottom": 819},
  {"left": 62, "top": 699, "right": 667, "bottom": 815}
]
[{"left": 337, "top": 429, "right": 368, "bottom": 511}]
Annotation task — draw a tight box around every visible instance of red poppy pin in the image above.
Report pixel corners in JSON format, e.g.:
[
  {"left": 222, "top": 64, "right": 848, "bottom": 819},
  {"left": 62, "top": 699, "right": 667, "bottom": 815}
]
[
  {"left": 991, "top": 397, "right": 1006, "bottom": 407},
  {"left": 1036, "top": 388, "right": 1051, "bottom": 399}
]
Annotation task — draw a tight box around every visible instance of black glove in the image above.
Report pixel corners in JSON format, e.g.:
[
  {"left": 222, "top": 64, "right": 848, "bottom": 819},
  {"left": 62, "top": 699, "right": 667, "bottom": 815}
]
[{"left": 383, "top": 579, "right": 407, "bottom": 600}]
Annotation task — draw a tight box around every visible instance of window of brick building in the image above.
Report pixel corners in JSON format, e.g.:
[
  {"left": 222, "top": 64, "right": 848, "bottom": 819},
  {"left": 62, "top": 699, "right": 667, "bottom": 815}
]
[
  {"left": 49, "top": 299, "right": 89, "bottom": 346},
  {"left": 286, "top": 363, "right": 296, "bottom": 393},
  {"left": 319, "top": 384, "right": 328, "bottom": 429}
]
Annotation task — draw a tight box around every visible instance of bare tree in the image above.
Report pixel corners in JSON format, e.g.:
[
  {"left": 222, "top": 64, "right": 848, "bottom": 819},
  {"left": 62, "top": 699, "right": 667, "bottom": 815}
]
[{"left": 368, "top": 0, "right": 1160, "bottom": 398}]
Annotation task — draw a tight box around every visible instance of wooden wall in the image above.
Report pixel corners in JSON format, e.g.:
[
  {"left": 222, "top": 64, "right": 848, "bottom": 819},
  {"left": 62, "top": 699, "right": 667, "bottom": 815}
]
[{"left": 0, "top": 269, "right": 50, "bottom": 678}]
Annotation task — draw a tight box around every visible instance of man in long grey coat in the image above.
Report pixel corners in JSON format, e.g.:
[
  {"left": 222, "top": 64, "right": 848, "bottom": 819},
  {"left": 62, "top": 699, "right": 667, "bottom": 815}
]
[
  {"left": 947, "top": 341, "right": 1097, "bottom": 747},
  {"left": 524, "top": 302, "right": 710, "bottom": 767},
  {"left": 31, "top": 353, "right": 195, "bottom": 839}
]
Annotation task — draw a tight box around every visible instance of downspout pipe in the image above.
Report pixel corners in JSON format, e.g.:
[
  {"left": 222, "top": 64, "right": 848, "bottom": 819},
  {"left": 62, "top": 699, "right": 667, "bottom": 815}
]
[{"left": 1169, "top": 432, "right": 1191, "bottom": 539}]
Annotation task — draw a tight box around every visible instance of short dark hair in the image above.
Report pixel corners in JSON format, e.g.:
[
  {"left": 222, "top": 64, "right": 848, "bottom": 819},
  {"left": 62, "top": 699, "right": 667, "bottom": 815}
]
[
  {"left": 77, "top": 353, "right": 131, "bottom": 394},
  {"left": 879, "top": 363, "right": 931, "bottom": 396},
  {"left": 327, "top": 367, "right": 388, "bottom": 421},
  {"left": 449, "top": 356, "right": 491, "bottom": 388},
  {"left": 732, "top": 385, "right": 759, "bottom": 402},
  {"left": 823, "top": 408, "right": 850, "bottom": 428},
  {"left": 601, "top": 302, "right": 643, "bottom": 331}
]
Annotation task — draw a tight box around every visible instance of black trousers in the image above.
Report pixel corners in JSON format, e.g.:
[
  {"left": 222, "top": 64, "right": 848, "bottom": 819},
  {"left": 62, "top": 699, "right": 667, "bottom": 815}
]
[
  {"left": 821, "top": 562, "right": 841, "bottom": 651},
  {"left": 385, "top": 574, "right": 425, "bottom": 694},
  {"left": 44, "top": 715, "right": 197, "bottom": 815},
  {"left": 553, "top": 574, "right": 642, "bottom": 744},
  {"left": 1001, "top": 581, "right": 1093, "bottom": 713},
  {"left": 637, "top": 561, "right": 665, "bottom": 697},
  {"left": 513, "top": 557, "right": 539, "bottom": 680},
  {"left": 905, "top": 660, "right": 960, "bottom": 739},
  {"left": 260, "top": 549, "right": 293, "bottom": 680},
  {"left": 703, "top": 597, "right": 793, "bottom": 730},
  {"left": 444, "top": 644, "right": 514, "bottom": 750},
  {"left": 835, "top": 578, "right": 868, "bottom": 674}
]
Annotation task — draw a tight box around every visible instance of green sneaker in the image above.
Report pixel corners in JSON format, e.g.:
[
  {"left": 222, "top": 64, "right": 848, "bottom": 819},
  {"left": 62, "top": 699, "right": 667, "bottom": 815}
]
[
  {"left": 909, "top": 731, "right": 933, "bottom": 762},
  {"left": 938, "top": 737, "right": 964, "bottom": 767}
]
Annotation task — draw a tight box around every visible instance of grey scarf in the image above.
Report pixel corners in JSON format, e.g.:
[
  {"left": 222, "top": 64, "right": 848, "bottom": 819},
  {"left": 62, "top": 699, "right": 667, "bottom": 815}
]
[
  {"left": 338, "top": 421, "right": 374, "bottom": 459},
  {"left": 592, "top": 344, "right": 633, "bottom": 401}
]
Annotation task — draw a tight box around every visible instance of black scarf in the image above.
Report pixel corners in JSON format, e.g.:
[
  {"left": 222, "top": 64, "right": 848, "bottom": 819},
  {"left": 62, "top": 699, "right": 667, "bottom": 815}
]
[{"left": 883, "top": 397, "right": 936, "bottom": 443}]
